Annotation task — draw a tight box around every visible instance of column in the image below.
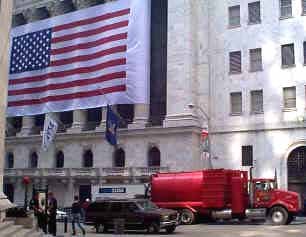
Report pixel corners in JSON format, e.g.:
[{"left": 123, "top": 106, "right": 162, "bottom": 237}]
[
  {"left": 128, "top": 104, "right": 149, "bottom": 129},
  {"left": 17, "top": 116, "right": 35, "bottom": 137},
  {"left": 96, "top": 107, "right": 107, "bottom": 131},
  {"left": 163, "top": 0, "right": 201, "bottom": 128},
  {"left": 65, "top": 179, "right": 75, "bottom": 206},
  {"left": 67, "top": 110, "right": 86, "bottom": 133}
]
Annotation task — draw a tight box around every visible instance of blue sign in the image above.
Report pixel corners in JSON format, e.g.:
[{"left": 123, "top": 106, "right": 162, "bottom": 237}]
[{"left": 99, "top": 187, "right": 126, "bottom": 194}]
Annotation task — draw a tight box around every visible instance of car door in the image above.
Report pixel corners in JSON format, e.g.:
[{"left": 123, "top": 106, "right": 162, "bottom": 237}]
[
  {"left": 108, "top": 202, "right": 125, "bottom": 228},
  {"left": 123, "top": 202, "right": 144, "bottom": 230}
]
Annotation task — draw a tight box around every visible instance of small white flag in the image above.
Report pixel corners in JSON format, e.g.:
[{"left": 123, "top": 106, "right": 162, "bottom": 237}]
[{"left": 42, "top": 114, "right": 58, "bottom": 151}]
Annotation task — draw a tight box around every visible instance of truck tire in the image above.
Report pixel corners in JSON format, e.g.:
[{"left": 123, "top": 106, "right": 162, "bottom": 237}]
[
  {"left": 269, "top": 206, "right": 288, "bottom": 225},
  {"left": 180, "top": 209, "right": 195, "bottom": 225},
  {"left": 165, "top": 225, "right": 176, "bottom": 234},
  {"left": 286, "top": 215, "right": 294, "bottom": 225},
  {"left": 147, "top": 222, "right": 160, "bottom": 233}
]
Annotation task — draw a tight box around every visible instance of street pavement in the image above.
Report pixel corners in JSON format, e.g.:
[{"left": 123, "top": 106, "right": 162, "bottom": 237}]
[{"left": 46, "top": 217, "right": 306, "bottom": 237}]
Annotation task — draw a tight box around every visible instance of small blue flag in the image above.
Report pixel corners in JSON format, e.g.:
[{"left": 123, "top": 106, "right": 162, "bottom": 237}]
[{"left": 105, "top": 105, "right": 119, "bottom": 146}]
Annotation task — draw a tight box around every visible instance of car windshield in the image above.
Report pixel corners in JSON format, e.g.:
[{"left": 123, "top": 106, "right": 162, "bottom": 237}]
[{"left": 137, "top": 200, "right": 158, "bottom": 210}]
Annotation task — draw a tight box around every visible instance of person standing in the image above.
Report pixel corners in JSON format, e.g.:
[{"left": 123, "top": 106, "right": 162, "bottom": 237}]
[
  {"left": 71, "top": 196, "right": 86, "bottom": 236},
  {"left": 47, "top": 192, "right": 57, "bottom": 236}
]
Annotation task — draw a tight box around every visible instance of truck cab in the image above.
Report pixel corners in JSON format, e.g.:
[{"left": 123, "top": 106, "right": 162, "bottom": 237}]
[{"left": 252, "top": 178, "right": 301, "bottom": 224}]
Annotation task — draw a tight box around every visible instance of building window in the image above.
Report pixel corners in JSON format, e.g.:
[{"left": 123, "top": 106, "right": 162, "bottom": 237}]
[
  {"left": 230, "top": 92, "right": 242, "bottom": 115},
  {"left": 242, "top": 146, "right": 253, "bottom": 166},
  {"left": 83, "top": 150, "right": 93, "bottom": 168},
  {"left": 281, "top": 44, "right": 295, "bottom": 67},
  {"left": 55, "top": 151, "right": 64, "bottom": 168},
  {"left": 248, "top": 2, "right": 261, "bottom": 24},
  {"left": 303, "top": 0, "right": 306, "bottom": 14},
  {"left": 249, "top": 48, "right": 262, "bottom": 72},
  {"left": 280, "top": 0, "right": 292, "bottom": 18},
  {"left": 229, "top": 5, "right": 240, "bottom": 27},
  {"left": 114, "top": 148, "right": 125, "bottom": 167},
  {"left": 251, "top": 90, "right": 263, "bottom": 113},
  {"left": 229, "top": 51, "right": 242, "bottom": 74},
  {"left": 29, "top": 152, "right": 38, "bottom": 168},
  {"left": 6, "top": 152, "right": 14, "bottom": 169},
  {"left": 283, "top": 87, "right": 296, "bottom": 109},
  {"left": 148, "top": 147, "right": 161, "bottom": 167}
]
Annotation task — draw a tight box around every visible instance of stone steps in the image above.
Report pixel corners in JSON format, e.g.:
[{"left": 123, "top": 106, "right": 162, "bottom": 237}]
[{"left": 0, "top": 221, "right": 43, "bottom": 237}]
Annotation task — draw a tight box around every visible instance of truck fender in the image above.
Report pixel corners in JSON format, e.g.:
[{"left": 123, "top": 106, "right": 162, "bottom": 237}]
[
  {"left": 184, "top": 206, "right": 197, "bottom": 213},
  {"left": 268, "top": 202, "right": 290, "bottom": 214}
]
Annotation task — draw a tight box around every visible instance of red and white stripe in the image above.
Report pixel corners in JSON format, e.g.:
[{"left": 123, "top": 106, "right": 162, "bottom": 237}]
[{"left": 8, "top": 8, "right": 130, "bottom": 107}]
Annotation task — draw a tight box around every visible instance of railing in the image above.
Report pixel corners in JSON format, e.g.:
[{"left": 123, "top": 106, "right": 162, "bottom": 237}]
[
  {"left": 20, "top": 168, "right": 41, "bottom": 177},
  {"left": 133, "top": 166, "right": 169, "bottom": 176},
  {"left": 4, "top": 166, "right": 170, "bottom": 179},
  {"left": 70, "top": 168, "right": 99, "bottom": 177},
  {"left": 101, "top": 167, "right": 132, "bottom": 176},
  {"left": 42, "top": 168, "right": 68, "bottom": 177}
]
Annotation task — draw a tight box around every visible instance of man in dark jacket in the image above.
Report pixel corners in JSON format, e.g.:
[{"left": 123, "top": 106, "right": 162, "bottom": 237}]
[
  {"left": 47, "top": 192, "right": 57, "bottom": 236},
  {"left": 71, "top": 195, "right": 86, "bottom": 236}
]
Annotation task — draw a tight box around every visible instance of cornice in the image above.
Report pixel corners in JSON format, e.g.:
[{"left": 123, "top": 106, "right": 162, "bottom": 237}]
[{"left": 5, "top": 125, "right": 202, "bottom": 146}]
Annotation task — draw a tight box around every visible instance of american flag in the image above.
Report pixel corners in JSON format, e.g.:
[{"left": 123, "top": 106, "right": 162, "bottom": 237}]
[{"left": 7, "top": 0, "right": 150, "bottom": 117}]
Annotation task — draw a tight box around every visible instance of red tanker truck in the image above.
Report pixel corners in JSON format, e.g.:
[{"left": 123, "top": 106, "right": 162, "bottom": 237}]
[{"left": 150, "top": 168, "right": 301, "bottom": 225}]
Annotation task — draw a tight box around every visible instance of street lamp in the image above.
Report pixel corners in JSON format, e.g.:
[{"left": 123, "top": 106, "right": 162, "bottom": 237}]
[{"left": 188, "top": 103, "right": 212, "bottom": 168}]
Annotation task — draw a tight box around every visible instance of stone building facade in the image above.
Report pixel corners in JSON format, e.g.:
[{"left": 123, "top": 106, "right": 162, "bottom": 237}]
[
  {"left": 0, "top": 0, "right": 14, "bottom": 218},
  {"left": 208, "top": 0, "right": 306, "bottom": 201},
  {"left": 4, "top": 0, "right": 208, "bottom": 207},
  {"left": 5, "top": 0, "right": 306, "bottom": 207}
]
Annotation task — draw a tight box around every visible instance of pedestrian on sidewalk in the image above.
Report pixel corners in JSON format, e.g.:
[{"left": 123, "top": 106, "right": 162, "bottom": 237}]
[
  {"left": 71, "top": 195, "right": 86, "bottom": 236},
  {"left": 47, "top": 192, "right": 57, "bottom": 236}
]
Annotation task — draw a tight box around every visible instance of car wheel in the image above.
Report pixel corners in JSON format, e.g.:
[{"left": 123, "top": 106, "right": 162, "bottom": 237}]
[
  {"left": 180, "top": 209, "right": 195, "bottom": 225},
  {"left": 269, "top": 206, "right": 288, "bottom": 225},
  {"left": 147, "top": 222, "right": 160, "bottom": 233},
  {"left": 95, "top": 223, "right": 106, "bottom": 233},
  {"left": 165, "top": 225, "right": 176, "bottom": 234}
]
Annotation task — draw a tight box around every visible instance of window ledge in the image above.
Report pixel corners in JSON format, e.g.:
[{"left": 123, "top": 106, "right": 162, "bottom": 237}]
[
  {"left": 279, "top": 15, "right": 293, "bottom": 20},
  {"left": 282, "top": 108, "right": 297, "bottom": 112},
  {"left": 250, "top": 111, "right": 264, "bottom": 115},
  {"left": 230, "top": 112, "right": 242, "bottom": 116},
  {"left": 281, "top": 64, "right": 296, "bottom": 69},
  {"left": 249, "top": 68, "right": 263, "bottom": 73},
  {"left": 229, "top": 71, "right": 242, "bottom": 75},
  {"left": 248, "top": 21, "right": 261, "bottom": 25},
  {"left": 228, "top": 24, "right": 241, "bottom": 29}
]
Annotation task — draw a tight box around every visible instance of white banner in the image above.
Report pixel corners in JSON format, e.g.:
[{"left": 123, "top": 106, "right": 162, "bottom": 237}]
[
  {"left": 42, "top": 114, "right": 58, "bottom": 151},
  {"left": 7, "top": 0, "right": 150, "bottom": 117}
]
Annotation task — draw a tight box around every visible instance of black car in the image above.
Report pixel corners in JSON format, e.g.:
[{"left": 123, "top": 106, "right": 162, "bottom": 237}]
[{"left": 85, "top": 198, "right": 178, "bottom": 234}]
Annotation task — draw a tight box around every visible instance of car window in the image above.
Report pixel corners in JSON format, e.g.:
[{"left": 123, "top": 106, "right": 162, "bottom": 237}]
[
  {"left": 137, "top": 200, "right": 158, "bottom": 210},
  {"left": 87, "top": 202, "right": 108, "bottom": 212},
  {"left": 124, "top": 202, "right": 138, "bottom": 212},
  {"left": 110, "top": 202, "right": 123, "bottom": 212}
]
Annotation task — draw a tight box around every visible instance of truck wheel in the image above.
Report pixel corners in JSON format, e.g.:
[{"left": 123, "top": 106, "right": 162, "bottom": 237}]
[
  {"left": 269, "top": 206, "right": 288, "bottom": 225},
  {"left": 286, "top": 215, "right": 294, "bottom": 225},
  {"left": 180, "top": 209, "right": 195, "bottom": 225},
  {"left": 147, "top": 222, "right": 160, "bottom": 233},
  {"left": 165, "top": 225, "right": 176, "bottom": 234}
]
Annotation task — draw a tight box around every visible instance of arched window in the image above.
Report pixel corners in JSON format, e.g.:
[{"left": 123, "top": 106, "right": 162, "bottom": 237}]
[
  {"left": 83, "top": 150, "right": 93, "bottom": 168},
  {"left": 55, "top": 151, "right": 64, "bottom": 168},
  {"left": 148, "top": 147, "right": 161, "bottom": 167},
  {"left": 6, "top": 152, "right": 14, "bottom": 169},
  {"left": 114, "top": 148, "right": 125, "bottom": 167},
  {"left": 30, "top": 152, "right": 38, "bottom": 168}
]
